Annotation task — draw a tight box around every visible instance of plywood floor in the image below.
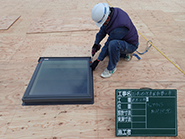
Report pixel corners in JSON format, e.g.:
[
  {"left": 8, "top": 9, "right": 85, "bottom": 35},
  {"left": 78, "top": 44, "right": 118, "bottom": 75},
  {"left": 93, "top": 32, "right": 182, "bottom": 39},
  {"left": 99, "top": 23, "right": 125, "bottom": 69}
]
[{"left": 0, "top": 0, "right": 185, "bottom": 138}]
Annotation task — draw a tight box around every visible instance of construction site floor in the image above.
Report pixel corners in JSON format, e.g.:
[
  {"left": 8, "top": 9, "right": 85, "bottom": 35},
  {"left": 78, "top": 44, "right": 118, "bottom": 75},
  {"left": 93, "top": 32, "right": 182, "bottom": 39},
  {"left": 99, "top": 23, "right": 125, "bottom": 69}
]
[{"left": 0, "top": 0, "right": 185, "bottom": 138}]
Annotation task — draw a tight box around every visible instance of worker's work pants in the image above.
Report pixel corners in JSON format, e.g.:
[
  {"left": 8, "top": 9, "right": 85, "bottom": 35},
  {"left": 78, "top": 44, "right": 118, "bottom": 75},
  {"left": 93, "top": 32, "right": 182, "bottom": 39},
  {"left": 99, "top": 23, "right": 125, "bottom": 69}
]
[{"left": 107, "top": 40, "right": 138, "bottom": 70}]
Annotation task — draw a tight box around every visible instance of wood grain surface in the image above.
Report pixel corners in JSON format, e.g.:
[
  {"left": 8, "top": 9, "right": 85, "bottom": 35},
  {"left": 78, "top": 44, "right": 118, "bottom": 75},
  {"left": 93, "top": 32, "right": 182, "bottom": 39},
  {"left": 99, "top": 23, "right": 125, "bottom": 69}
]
[
  {"left": 0, "top": 15, "right": 20, "bottom": 30},
  {"left": 0, "top": 0, "right": 185, "bottom": 138}
]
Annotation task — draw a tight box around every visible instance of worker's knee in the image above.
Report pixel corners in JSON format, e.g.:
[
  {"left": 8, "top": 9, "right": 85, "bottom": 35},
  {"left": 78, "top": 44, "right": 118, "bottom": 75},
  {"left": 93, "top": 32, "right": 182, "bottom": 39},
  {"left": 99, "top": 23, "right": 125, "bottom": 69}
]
[{"left": 108, "top": 40, "right": 120, "bottom": 51}]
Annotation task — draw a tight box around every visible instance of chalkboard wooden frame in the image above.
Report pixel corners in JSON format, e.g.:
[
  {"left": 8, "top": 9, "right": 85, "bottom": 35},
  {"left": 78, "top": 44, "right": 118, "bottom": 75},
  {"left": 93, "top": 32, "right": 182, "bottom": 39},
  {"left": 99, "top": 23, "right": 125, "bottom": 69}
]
[{"left": 115, "top": 89, "right": 177, "bottom": 136}]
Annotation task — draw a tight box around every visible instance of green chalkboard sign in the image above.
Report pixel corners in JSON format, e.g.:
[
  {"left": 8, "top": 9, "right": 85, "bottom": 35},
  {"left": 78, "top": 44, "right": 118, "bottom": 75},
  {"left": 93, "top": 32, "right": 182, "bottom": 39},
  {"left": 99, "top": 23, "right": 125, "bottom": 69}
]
[{"left": 115, "top": 89, "right": 177, "bottom": 136}]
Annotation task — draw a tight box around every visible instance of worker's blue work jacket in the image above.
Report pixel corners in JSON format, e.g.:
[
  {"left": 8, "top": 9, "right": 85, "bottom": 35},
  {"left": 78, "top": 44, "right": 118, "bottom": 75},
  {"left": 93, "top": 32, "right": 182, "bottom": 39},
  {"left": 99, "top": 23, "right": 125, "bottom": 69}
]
[{"left": 94, "top": 8, "right": 138, "bottom": 61}]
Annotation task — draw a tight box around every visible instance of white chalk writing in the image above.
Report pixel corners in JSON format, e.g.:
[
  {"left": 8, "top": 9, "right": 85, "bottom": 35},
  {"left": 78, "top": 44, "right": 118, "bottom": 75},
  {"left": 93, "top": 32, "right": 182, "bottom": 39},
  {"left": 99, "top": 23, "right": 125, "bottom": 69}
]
[
  {"left": 118, "top": 91, "right": 132, "bottom": 97},
  {"left": 150, "top": 108, "right": 172, "bottom": 114},
  {"left": 117, "top": 104, "right": 121, "bottom": 109},
  {"left": 118, "top": 116, "right": 132, "bottom": 122},
  {"left": 131, "top": 97, "right": 146, "bottom": 102},
  {"left": 147, "top": 102, "right": 164, "bottom": 108},
  {"left": 132, "top": 90, "right": 173, "bottom": 96},
  {"left": 128, "top": 104, "right": 131, "bottom": 109},
  {"left": 117, "top": 110, "right": 131, "bottom": 116},
  {"left": 117, "top": 129, "right": 131, "bottom": 135}
]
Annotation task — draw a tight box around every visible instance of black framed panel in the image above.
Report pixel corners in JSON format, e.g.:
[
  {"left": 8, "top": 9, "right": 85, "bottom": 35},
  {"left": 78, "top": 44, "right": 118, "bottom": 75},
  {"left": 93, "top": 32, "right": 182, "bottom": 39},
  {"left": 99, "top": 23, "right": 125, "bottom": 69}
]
[{"left": 22, "top": 57, "right": 94, "bottom": 105}]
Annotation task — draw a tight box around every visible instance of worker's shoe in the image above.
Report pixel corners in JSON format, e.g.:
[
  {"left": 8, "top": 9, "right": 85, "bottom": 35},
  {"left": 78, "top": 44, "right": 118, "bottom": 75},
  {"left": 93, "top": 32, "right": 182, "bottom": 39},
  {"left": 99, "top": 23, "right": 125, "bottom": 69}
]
[
  {"left": 124, "top": 54, "right": 132, "bottom": 62},
  {"left": 101, "top": 67, "right": 117, "bottom": 78}
]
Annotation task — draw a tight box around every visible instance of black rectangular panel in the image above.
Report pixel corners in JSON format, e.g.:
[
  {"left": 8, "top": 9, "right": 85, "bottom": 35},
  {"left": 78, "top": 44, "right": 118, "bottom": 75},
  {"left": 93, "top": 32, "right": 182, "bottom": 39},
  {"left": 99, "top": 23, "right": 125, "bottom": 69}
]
[{"left": 22, "top": 57, "right": 94, "bottom": 105}]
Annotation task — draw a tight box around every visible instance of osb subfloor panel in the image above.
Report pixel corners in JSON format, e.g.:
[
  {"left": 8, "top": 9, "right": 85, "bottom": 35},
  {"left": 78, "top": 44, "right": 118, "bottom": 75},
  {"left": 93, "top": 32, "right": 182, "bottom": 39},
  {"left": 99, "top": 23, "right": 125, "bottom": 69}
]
[{"left": 0, "top": 0, "right": 185, "bottom": 139}]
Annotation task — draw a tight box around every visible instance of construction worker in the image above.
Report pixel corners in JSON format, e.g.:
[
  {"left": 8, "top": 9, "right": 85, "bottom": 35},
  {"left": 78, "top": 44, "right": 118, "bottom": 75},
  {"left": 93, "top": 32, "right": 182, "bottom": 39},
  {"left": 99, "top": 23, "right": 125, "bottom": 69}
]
[{"left": 91, "top": 3, "right": 139, "bottom": 78}]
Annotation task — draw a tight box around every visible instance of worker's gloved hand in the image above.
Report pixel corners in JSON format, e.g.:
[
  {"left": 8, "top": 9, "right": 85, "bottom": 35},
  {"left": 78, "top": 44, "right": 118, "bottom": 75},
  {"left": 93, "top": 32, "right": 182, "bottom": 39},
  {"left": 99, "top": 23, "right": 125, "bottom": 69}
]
[
  {"left": 92, "top": 44, "right": 101, "bottom": 56},
  {"left": 90, "top": 59, "right": 100, "bottom": 71}
]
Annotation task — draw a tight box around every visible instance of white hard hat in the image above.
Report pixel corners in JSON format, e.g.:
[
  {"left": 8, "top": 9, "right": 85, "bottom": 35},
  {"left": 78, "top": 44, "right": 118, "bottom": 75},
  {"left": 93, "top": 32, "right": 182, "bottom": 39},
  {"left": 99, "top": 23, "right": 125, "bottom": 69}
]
[{"left": 91, "top": 3, "right": 110, "bottom": 27}]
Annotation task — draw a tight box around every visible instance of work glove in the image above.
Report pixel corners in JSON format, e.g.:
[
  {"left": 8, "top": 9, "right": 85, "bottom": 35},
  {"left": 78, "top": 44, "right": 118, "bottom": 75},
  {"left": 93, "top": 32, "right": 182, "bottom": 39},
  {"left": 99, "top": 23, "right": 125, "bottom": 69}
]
[
  {"left": 90, "top": 59, "right": 100, "bottom": 71},
  {"left": 92, "top": 44, "right": 101, "bottom": 56}
]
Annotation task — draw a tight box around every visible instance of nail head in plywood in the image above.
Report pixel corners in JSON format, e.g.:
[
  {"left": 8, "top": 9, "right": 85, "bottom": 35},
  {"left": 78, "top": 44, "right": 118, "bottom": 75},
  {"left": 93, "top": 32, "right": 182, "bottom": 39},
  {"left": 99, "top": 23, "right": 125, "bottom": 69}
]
[{"left": 0, "top": 15, "right": 21, "bottom": 30}]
